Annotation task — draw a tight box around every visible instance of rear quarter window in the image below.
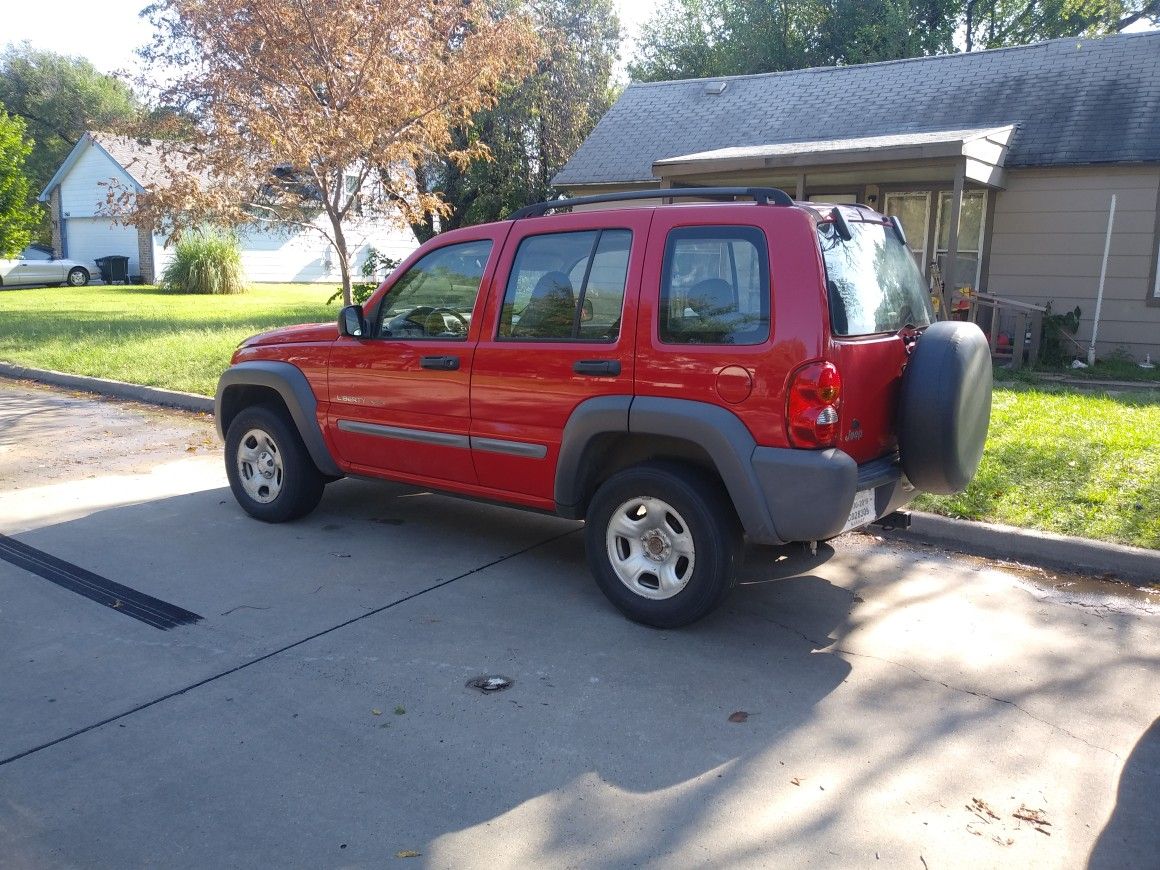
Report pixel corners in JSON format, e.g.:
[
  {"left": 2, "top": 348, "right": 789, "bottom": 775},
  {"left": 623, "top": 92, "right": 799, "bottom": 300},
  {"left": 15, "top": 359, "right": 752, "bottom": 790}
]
[
  {"left": 659, "top": 226, "right": 770, "bottom": 345},
  {"left": 819, "top": 221, "right": 933, "bottom": 337}
]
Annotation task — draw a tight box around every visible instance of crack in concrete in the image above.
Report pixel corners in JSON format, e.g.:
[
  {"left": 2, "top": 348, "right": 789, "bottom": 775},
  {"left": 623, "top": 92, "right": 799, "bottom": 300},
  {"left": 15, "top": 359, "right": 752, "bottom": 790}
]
[{"left": 763, "top": 615, "right": 1122, "bottom": 760}]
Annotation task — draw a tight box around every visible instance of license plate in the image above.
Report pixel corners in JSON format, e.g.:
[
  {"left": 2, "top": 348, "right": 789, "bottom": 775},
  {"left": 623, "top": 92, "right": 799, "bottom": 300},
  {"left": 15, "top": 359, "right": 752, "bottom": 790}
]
[{"left": 841, "top": 488, "right": 878, "bottom": 533}]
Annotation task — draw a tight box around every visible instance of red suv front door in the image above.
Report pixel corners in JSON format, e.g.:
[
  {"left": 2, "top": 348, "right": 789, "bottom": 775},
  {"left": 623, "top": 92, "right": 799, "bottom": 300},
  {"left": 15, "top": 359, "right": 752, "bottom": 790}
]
[{"left": 327, "top": 227, "right": 509, "bottom": 485}]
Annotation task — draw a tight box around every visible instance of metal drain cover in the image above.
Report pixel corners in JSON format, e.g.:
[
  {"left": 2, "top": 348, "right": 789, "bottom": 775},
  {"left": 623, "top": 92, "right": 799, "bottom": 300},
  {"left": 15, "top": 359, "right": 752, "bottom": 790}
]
[{"left": 466, "top": 675, "right": 513, "bottom": 693}]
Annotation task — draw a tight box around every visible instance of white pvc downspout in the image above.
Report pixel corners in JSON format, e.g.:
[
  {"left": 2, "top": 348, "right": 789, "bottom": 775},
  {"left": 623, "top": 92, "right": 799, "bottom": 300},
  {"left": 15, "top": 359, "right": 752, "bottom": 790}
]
[{"left": 1088, "top": 194, "right": 1116, "bottom": 366}]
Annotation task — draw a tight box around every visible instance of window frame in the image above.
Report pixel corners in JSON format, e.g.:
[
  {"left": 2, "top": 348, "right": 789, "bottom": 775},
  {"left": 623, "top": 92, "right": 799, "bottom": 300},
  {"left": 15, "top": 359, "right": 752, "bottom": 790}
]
[
  {"left": 658, "top": 224, "right": 772, "bottom": 346},
  {"left": 496, "top": 227, "right": 633, "bottom": 344}
]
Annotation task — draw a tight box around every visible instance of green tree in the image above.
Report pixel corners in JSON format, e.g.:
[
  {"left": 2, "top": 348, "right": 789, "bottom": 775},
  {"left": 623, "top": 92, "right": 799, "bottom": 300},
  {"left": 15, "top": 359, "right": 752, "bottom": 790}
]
[
  {"left": 629, "top": 0, "right": 1158, "bottom": 81},
  {"left": 412, "top": 0, "right": 621, "bottom": 237},
  {"left": 962, "top": 0, "right": 1159, "bottom": 51},
  {"left": 0, "top": 44, "right": 140, "bottom": 202},
  {"left": 0, "top": 110, "right": 41, "bottom": 257}
]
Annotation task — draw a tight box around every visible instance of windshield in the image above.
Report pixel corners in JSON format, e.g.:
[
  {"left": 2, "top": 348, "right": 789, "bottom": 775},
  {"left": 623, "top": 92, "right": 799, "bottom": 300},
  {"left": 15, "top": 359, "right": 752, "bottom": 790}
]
[{"left": 818, "top": 220, "right": 933, "bottom": 336}]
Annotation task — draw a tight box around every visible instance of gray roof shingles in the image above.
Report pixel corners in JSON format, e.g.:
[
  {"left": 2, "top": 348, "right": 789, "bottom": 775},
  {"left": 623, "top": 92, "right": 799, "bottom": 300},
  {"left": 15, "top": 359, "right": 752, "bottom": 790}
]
[{"left": 554, "top": 32, "right": 1160, "bottom": 186}]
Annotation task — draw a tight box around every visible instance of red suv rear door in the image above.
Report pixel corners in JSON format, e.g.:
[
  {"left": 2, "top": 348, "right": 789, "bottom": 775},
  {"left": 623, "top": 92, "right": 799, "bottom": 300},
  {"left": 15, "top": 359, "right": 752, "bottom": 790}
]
[{"left": 468, "top": 209, "right": 653, "bottom": 505}]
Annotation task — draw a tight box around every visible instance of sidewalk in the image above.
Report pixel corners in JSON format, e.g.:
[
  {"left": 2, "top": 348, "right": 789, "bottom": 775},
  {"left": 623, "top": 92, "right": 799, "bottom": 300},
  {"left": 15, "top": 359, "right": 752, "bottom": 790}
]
[{"left": 4, "top": 360, "right": 1159, "bottom": 587}]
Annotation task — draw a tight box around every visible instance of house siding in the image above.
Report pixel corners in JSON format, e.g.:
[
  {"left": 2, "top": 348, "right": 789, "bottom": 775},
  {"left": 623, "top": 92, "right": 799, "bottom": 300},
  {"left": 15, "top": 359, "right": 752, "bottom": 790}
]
[
  {"left": 59, "top": 141, "right": 136, "bottom": 219},
  {"left": 987, "top": 165, "right": 1160, "bottom": 358},
  {"left": 152, "top": 216, "right": 418, "bottom": 285}
]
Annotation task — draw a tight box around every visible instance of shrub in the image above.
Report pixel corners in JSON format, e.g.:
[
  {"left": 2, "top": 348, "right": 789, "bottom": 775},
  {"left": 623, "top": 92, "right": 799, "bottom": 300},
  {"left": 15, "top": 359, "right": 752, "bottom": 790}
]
[{"left": 160, "top": 230, "right": 246, "bottom": 295}]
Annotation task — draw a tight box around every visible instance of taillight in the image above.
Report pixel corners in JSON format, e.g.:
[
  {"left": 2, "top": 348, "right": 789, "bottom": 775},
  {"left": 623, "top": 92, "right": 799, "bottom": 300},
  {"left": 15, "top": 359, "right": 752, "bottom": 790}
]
[{"left": 786, "top": 362, "right": 842, "bottom": 448}]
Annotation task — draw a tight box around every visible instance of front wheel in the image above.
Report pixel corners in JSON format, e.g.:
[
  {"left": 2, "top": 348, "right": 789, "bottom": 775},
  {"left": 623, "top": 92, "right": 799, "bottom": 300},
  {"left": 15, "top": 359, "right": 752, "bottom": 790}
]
[
  {"left": 585, "top": 462, "right": 741, "bottom": 628},
  {"left": 225, "top": 405, "right": 325, "bottom": 522},
  {"left": 67, "top": 267, "right": 89, "bottom": 287}
]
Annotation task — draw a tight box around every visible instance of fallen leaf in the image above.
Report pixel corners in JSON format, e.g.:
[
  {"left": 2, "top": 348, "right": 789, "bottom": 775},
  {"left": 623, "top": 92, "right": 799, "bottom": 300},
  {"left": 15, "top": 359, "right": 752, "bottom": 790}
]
[
  {"left": 372, "top": 709, "right": 382, "bottom": 716},
  {"left": 396, "top": 850, "right": 420, "bottom": 858},
  {"left": 790, "top": 777, "right": 801, "bottom": 786},
  {"left": 728, "top": 711, "right": 749, "bottom": 723}
]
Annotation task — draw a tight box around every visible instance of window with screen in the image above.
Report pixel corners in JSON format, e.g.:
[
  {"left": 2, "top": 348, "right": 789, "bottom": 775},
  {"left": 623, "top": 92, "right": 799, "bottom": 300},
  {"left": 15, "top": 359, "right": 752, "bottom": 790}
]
[
  {"left": 499, "top": 229, "right": 631, "bottom": 341},
  {"left": 659, "top": 226, "right": 770, "bottom": 345}
]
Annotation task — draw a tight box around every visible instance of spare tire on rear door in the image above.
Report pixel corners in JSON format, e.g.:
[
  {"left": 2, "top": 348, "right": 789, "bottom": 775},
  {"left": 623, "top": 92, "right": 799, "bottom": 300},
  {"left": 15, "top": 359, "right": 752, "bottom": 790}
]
[{"left": 897, "top": 321, "right": 992, "bottom": 494}]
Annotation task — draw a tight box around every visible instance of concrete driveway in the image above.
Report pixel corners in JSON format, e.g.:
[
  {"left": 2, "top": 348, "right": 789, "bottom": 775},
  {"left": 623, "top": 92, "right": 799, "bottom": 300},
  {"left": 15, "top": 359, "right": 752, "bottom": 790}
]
[{"left": 1, "top": 380, "right": 1157, "bottom": 869}]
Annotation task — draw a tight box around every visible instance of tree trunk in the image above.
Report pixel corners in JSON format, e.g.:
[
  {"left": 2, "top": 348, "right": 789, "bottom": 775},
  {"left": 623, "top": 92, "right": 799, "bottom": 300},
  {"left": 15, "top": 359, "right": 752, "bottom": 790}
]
[{"left": 327, "top": 206, "right": 353, "bottom": 306}]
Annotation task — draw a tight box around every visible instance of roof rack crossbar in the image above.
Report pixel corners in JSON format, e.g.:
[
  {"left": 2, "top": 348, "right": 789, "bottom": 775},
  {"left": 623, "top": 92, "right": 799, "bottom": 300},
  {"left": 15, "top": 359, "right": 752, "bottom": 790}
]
[{"left": 511, "top": 186, "right": 794, "bottom": 219}]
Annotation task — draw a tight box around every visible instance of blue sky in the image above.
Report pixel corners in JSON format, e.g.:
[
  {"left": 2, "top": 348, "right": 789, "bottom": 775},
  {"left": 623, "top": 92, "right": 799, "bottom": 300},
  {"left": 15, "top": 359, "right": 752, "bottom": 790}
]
[{"left": 2, "top": 0, "right": 662, "bottom": 80}]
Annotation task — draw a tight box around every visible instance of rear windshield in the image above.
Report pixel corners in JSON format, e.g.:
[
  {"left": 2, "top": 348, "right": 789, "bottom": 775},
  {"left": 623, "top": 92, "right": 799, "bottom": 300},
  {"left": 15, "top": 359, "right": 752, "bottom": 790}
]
[{"left": 818, "top": 220, "right": 933, "bottom": 336}]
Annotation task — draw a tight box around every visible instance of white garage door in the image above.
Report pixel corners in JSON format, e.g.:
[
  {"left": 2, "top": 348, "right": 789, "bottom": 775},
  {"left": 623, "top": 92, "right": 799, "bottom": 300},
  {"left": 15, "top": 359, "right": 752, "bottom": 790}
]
[{"left": 65, "top": 218, "right": 139, "bottom": 281}]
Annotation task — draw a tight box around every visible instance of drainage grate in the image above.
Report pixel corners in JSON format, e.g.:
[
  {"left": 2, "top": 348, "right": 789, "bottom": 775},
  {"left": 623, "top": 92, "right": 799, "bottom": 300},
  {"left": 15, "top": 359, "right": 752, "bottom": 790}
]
[
  {"left": 0, "top": 533, "right": 203, "bottom": 630},
  {"left": 466, "top": 675, "right": 513, "bottom": 693}
]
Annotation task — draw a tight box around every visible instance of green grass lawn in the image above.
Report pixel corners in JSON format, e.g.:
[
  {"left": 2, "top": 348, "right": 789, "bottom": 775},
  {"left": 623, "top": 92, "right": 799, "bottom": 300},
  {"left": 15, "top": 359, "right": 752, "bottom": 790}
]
[
  {"left": 0, "top": 283, "right": 336, "bottom": 396},
  {"left": 916, "top": 384, "right": 1160, "bottom": 549},
  {"left": 3, "top": 283, "right": 1158, "bottom": 548}
]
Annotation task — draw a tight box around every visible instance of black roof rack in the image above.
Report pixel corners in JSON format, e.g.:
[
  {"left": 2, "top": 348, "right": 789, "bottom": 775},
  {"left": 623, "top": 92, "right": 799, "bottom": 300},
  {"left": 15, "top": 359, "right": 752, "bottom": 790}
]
[{"left": 511, "top": 186, "right": 795, "bottom": 219}]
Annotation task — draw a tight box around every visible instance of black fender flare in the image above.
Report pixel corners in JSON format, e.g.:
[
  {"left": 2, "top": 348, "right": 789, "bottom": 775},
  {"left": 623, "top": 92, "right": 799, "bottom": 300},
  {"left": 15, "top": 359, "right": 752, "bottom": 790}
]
[
  {"left": 215, "top": 361, "right": 343, "bottom": 477},
  {"left": 554, "top": 395, "right": 781, "bottom": 543}
]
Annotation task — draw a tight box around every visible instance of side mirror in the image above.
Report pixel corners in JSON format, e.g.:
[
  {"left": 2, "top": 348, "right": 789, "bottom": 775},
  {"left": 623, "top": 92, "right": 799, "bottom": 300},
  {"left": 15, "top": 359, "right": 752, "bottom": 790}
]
[{"left": 338, "top": 304, "right": 367, "bottom": 338}]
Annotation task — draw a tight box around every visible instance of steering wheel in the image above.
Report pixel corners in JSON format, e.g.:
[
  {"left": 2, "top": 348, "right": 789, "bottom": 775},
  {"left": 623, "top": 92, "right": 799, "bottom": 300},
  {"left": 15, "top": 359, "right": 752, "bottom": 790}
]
[
  {"left": 390, "top": 306, "right": 468, "bottom": 337},
  {"left": 419, "top": 306, "right": 469, "bottom": 336}
]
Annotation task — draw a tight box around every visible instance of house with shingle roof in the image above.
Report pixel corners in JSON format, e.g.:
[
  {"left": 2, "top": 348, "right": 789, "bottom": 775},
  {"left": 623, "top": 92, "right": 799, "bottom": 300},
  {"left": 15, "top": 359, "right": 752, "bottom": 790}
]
[
  {"left": 556, "top": 31, "right": 1160, "bottom": 360},
  {"left": 37, "top": 131, "right": 417, "bottom": 284}
]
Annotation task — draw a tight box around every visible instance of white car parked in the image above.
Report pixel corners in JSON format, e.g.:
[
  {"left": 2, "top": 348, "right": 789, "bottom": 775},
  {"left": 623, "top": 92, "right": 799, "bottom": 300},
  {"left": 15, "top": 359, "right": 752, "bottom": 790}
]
[{"left": 0, "top": 245, "right": 91, "bottom": 288}]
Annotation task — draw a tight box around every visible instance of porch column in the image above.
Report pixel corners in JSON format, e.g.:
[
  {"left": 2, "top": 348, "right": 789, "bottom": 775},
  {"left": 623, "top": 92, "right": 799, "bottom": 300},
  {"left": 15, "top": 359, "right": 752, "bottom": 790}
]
[
  {"left": 659, "top": 177, "right": 673, "bottom": 205},
  {"left": 796, "top": 173, "right": 806, "bottom": 201},
  {"left": 943, "top": 162, "right": 965, "bottom": 317}
]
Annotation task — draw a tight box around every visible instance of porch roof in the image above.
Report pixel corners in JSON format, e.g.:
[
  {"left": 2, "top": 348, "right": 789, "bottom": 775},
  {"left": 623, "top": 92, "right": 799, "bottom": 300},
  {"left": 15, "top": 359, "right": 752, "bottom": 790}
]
[{"left": 653, "top": 125, "right": 1016, "bottom": 188}]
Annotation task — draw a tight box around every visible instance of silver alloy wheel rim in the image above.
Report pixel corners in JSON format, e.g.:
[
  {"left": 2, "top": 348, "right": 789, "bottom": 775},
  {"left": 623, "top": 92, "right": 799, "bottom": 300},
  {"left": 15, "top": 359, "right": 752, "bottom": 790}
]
[
  {"left": 68, "top": 270, "right": 85, "bottom": 286},
  {"left": 605, "top": 496, "right": 696, "bottom": 600},
  {"left": 236, "top": 428, "right": 284, "bottom": 503}
]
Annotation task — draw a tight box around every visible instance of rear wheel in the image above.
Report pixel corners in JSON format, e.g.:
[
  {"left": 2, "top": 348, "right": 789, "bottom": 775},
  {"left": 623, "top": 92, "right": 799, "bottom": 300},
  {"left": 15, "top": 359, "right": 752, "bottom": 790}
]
[
  {"left": 67, "top": 267, "right": 89, "bottom": 287},
  {"left": 225, "top": 405, "right": 325, "bottom": 522},
  {"left": 585, "top": 462, "right": 740, "bottom": 628}
]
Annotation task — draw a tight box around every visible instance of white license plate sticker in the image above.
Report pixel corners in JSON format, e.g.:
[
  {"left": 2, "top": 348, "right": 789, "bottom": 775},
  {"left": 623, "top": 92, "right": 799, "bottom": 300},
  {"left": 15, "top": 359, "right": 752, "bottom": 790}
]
[{"left": 841, "top": 488, "right": 878, "bottom": 533}]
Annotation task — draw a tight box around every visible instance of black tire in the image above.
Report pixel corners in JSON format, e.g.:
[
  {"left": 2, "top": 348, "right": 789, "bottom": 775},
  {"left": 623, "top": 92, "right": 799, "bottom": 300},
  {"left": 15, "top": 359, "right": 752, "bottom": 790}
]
[
  {"left": 897, "top": 321, "right": 992, "bottom": 494},
  {"left": 224, "top": 404, "right": 325, "bottom": 522},
  {"left": 585, "top": 461, "right": 741, "bottom": 628},
  {"left": 67, "top": 267, "right": 89, "bottom": 287}
]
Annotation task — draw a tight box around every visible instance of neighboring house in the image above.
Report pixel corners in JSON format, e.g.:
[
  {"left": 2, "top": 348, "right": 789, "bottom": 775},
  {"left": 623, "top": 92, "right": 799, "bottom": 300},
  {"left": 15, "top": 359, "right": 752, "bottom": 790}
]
[
  {"left": 38, "top": 132, "right": 418, "bottom": 284},
  {"left": 555, "top": 31, "right": 1160, "bottom": 360}
]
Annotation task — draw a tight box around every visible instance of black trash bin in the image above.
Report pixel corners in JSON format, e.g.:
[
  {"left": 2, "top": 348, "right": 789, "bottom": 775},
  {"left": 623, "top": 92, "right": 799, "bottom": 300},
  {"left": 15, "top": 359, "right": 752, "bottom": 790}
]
[{"left": 94, "top": 255, "right": 130, "bottom": 284}]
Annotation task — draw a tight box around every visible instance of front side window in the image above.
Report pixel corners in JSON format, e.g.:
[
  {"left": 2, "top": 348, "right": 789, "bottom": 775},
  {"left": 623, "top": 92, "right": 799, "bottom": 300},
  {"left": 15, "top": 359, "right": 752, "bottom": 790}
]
[
  {"left": 659, "top": 226, "right": 770, "bottom": 345},
  {"left": 377, "top": 240, "right": 492, "bottom": 340},
  {"left": 499, "top": 229, "right": 631, "bottom": 341},
  {"left": 819, "top": 220, "right": 934, "bottom": 337}
]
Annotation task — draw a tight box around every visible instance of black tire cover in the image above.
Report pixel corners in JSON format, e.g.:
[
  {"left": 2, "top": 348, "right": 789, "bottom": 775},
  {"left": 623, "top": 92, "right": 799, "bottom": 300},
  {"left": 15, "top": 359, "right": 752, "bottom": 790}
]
[{"left": 897, "top": 321, "right": 992, "bottom": 494}]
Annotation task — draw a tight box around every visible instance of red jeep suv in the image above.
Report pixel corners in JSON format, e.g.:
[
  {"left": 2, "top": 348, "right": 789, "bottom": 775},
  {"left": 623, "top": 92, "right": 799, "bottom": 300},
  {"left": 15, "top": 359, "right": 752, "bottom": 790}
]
[{"left": 216, "top": 188, "right": 991, "bottom": 627}]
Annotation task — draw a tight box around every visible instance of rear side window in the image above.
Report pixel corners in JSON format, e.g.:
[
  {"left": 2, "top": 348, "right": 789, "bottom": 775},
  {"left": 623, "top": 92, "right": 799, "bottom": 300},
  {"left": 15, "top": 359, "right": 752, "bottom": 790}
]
[
  {"left": 659, "top": 226, "right": 770, "bottom": 345},
  {"left": 499, "top": 229, "right": 631, "bottom": 341},
  {"left": 819, "top": 221, "right": 934, "bottom": 336}
]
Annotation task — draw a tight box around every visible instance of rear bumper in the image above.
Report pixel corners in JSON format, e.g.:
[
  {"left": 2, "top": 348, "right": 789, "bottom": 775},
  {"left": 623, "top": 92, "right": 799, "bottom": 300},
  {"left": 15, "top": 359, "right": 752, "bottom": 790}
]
[{"left": 748, "top": 448, "right": 914, "bottom": 545}]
